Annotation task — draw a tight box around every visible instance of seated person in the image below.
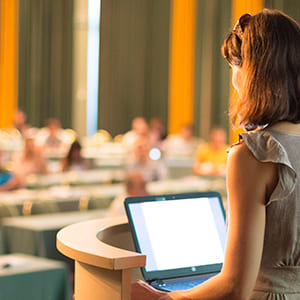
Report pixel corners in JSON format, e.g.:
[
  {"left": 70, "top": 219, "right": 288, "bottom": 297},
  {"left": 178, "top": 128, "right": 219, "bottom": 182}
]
[
  {"left": 0, "top": 149, "right": 20, "bottom": 191},
  {"left": 3, "top": 110, "right": 36, "bottom": 145},
  {"left": 60, "top": 140, "right": 89, "bottom": 172},
  {"left": 108, "top": 171, "right": 148, "bottom": 217},
  {"left": 148, "top": 117, "right": 167, "bottom": 149},
  {"left": 35, "top": 118, "right": 69, "bottom": 155},
  {"left": 162, "top": 123, "right": 202, "bottom": 158},
  {"left": 13, "top": 109, "right": 32, "bottom": 136},
  {"left": 125, "top": 135, "right": 168, "bottom": 182},
  {"left": 122, "top": 117, "right": 149, "bottom": 151},
  {"left": 193, "top": 127, "right": 229, "bottom": 176},
  {"left": 11, "top": 135, "right": 48, "bottom": 183}
]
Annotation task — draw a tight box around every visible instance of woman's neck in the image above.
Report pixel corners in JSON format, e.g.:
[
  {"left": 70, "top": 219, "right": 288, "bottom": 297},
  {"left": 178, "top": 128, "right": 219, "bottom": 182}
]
[{"left": 268, "top": 121, "right": 300, "bottom": 134}]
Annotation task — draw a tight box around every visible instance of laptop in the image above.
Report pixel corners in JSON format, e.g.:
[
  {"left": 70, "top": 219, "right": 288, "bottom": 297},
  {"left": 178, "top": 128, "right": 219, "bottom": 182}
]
[{"left": 124, "top": 191, "right": 227, "bottom": 292}]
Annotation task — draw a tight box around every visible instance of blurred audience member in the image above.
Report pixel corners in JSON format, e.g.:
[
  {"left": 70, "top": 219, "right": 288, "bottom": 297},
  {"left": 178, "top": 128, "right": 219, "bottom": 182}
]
[
  {"left": 35, "top": 118, "right": 69, "bottom": 154},
  {"left": 60, "top": 140, "right": 89, "bottom": 172},
  {"left": 126, "top": 135, "right": 168, "bottom": 182},
  {"left": 0, "top": 149, "right": 20, "bottom": 191},
  {"left": 163, "top": 123, "right": 201, "bottom": 158},
  {"left": 13, "top": 109, "right": 31, "bottom": 136},
  {"left": 122, "top": 117, "right": 149, "bottom": 150},
  {"left": 11, "top": 136, "right": 48, "bottom": 182},
  {"left": 108, "top": 171, "right": 148, "bottom": 217},
  {"left": 149, "top": 117, "right": 166, "bottom": 149},
  {"left": 193, "top": 127, "right": 228, "bottom": 176}
]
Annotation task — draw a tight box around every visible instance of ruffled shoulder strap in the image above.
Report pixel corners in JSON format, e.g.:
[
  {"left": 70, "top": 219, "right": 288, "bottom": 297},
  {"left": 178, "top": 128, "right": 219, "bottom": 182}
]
[{"left": 239, "top": 130, "right": 297, "bottom": 206}]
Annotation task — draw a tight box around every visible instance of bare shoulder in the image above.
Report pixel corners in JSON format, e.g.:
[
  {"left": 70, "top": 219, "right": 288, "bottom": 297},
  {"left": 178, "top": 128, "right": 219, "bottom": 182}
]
[
  {"left": 228, "top": 140, "right": 278, "bottom": 201},
  {"left": 227, "top": 140, "right": 258, "bottom": 167}
]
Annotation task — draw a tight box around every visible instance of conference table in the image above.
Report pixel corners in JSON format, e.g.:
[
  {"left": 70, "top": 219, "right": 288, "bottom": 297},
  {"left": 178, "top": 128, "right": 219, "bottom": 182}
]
[
  {"left": 26, "top": 157, "right": 196, "bottom": 188},
  {"left": 25, "top": 169, "right": 126, "bottom": 189},
  {"left": 46, "top": 142, "right": 198, "bottom": 178},
  {"left": 0, "top": 253, "right": 72, "bottom": 300},
  {"left": 0, "top": 184, "right": 124, "bottom": 217},
  {"left": 0, "top": 175, "right": 226, "bottom": 218},
  {"left": 1, "top": 210, "right": 108, "bottom": 260}
]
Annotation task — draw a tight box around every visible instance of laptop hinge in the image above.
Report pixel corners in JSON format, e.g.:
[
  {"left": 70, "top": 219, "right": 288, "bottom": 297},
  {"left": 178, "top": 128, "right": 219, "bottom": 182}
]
[{"left": 151, "top": 279, "right": 166, "bottom": 287}]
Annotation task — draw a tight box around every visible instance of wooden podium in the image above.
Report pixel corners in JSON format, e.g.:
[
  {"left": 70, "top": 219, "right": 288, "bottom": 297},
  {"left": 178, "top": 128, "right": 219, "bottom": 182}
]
[{"left": 57, "top": 217, "right": 146, "bottom": 300}]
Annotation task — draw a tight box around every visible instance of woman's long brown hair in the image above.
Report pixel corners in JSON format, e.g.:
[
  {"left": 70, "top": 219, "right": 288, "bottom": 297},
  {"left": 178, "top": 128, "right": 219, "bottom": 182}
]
[{"left": 222, "top": 9, "right": 300, "bottom": 130}]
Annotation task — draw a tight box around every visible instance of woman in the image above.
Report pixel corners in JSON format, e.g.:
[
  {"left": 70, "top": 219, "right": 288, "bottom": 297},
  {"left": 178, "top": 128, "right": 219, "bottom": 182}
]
[
  {"left": 60, "top": 140, "right": 89, "bottom": 172},
  {"left": 132, "top": 9, "right": 300, "bottom": 300}
]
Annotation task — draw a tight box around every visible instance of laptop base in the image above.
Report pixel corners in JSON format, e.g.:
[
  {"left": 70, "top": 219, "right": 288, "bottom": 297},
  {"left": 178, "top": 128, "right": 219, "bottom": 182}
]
[{"left": 150, "top": 274, "right": 215, "bottom": 292}]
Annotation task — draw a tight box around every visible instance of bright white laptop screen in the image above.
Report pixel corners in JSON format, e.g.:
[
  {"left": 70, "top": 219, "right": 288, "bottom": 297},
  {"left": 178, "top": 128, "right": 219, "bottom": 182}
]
[{"left": 126, "top": 194, "right": 226, "bottom": 273}]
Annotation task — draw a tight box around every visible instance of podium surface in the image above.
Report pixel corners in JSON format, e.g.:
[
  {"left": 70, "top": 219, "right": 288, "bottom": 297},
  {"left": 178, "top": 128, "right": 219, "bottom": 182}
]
[{"left": 57, "top": 216, "right": 146, "bottom": 300}]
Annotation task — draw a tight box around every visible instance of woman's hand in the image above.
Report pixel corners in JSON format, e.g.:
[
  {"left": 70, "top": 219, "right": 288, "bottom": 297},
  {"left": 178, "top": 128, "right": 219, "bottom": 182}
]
[{"left": 131, "top": 280, "right": 172, "bottom": 300}]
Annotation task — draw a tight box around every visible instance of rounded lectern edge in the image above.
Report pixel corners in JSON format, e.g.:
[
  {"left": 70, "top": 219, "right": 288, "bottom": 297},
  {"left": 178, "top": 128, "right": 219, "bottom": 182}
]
[{"left": 56, "top": 216, "right": 146, "bottom": 270}]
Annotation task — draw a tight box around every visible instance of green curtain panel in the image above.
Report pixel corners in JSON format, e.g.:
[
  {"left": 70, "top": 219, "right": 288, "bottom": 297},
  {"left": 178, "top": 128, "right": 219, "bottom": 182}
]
[
  {"left": 194, "top": 0, "right": 232, "bottom": 138},
  {"left": 98, "top": 0, "right": 170, "bottom": 137},
  {"left": 98, "top": 0, "right": 232, "bottom": 138},
  {"left": 265, "top": 0, "right": 300, "bottom": 23},
  {"left": 18, "top": 0, "right": 74, "bottom": 128}
]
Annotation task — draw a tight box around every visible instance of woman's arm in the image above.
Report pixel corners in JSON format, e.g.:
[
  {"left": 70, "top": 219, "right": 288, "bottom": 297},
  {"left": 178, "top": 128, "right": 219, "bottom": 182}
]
[
  {"left": 170, "top": 142, "right": 277, "bottom": 300},
  {"left": 132, "top": 142, "right": 278, "bottom": 300}
]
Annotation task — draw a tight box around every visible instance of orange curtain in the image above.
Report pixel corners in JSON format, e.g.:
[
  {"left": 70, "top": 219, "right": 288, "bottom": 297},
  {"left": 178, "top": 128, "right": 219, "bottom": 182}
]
[
  {"left": 229, "top": 0, "right": 264, "bottom": 143},
  {"left": 168, "top": 0, "right": 197, "bottom": 134},
  {"left": 0, "top": 0, "right": 18, "bottom": 128}
]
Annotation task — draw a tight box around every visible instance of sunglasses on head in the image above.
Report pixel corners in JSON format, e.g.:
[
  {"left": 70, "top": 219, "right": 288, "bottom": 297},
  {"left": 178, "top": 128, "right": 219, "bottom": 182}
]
[{"left": 233, "top": 13, "right": 251, "bottom": 38}]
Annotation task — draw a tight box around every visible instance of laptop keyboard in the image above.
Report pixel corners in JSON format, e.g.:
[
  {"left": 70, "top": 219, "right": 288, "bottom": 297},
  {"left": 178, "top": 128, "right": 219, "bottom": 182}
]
[{"left": 154, "top": 276, "right": 211, "bottom": 291}]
